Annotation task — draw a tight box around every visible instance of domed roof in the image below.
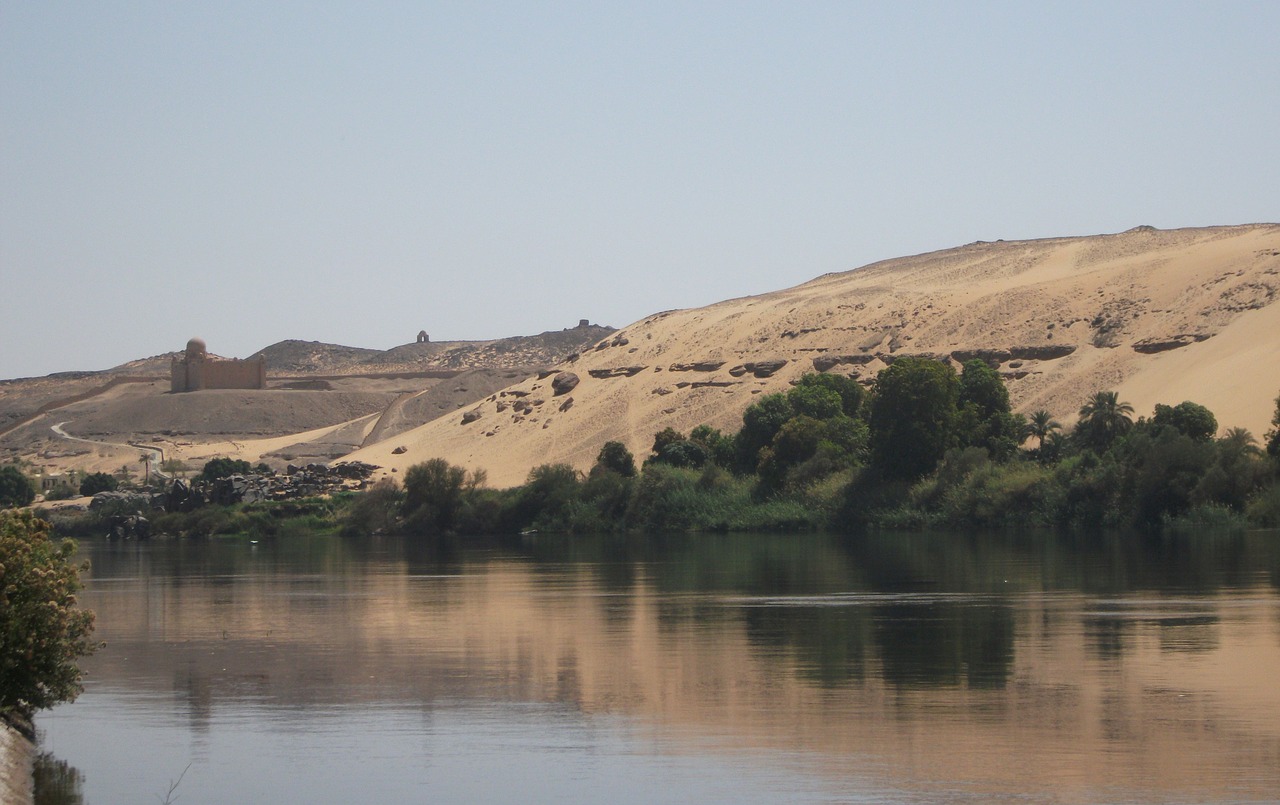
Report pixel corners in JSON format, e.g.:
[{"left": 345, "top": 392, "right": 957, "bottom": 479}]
[{"left": 185, "top": 337, "right": 208, "bottom": 358}]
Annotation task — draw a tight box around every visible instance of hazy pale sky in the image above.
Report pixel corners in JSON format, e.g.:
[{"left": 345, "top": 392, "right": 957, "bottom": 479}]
[{"left": 3, "top": 2, "right": 1277, "bottom": 379}]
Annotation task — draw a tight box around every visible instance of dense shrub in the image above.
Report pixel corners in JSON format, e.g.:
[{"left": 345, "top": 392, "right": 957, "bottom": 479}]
[
  {"left": 78, "top": 472, "right": 118, "bottom": 497},
  {"left": 0, "top": 466, "right": 36, "bottom": 509},
  {"left": 197, "top": 458, "right": 253, "bottom": 481},
  {"left": 1246, "top": 483, "right": 1280, "bottom": 527},
  {"left": 402, "top": 459, "right": 485, "bottom": 535},
  {"left": 340, "top": 478, "right": 403, "bottom": 536},
  {"left": 593, "top": 442, "right": 636, "bottom": 478}
]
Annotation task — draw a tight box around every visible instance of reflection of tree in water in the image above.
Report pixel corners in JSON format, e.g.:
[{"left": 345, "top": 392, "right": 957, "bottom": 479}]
[
  {"left": 1084, "top": 614, "right": 1128, "bottom": 662},
  {"left": 873, "top": 603, "right": 1015, "bottom": 689},
  {"left": 743, "top": 605, "right": 869, "bottom": 687},
  {"left": 33, "top": 751, "right": 84, "bottom": 805}
]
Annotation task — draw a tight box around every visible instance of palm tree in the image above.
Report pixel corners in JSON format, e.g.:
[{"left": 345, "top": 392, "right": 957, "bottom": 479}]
[
  {"left": 1024, "top": 410, "right": 1061, "bottom": 449},
  {"left": 1040, "top": 430, "right": 1068, "bottom": 463},
  {"left": 1077, "top": 391, "right": 1134, "bottom": 451},
  {"left": 139, "top": 452, "right": 152, "bottom": 486},
  {"left": 1220, "top": 427, "right": 1261, "bottom": 455}
]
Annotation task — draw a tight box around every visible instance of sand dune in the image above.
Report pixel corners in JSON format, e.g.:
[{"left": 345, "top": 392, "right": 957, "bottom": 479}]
[{"left": 343, "top": 224, "right": 1280, "bottom": 487}]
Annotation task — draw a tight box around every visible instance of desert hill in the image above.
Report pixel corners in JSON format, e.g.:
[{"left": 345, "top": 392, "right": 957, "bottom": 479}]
[
  {"left": 342, "top": 224, "right": 1280, "bottom": 487},
  {"left": 0, "top": 323, "right": 614, "bottom": 477},
  {"left": 251, "top": 324, "right": 615, "bottom": 375}
]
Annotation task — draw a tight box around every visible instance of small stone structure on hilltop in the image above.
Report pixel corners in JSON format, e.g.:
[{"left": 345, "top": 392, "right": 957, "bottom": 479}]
[{"left": 170, "top": 337, "right": 266, "bottom": 393}]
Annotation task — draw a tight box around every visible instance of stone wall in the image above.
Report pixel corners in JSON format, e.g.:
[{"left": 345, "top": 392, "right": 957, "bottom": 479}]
[{"left": 171, "top": 356, "right": 266, "bottom": 393}]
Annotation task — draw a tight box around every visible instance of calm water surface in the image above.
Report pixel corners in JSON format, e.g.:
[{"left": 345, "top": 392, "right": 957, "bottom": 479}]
[{"left": 35, "top": 530, "right": 1280, "bottom": 803}]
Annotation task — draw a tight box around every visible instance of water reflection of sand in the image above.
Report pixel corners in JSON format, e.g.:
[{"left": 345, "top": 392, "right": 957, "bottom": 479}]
[{"left": 72, "top": 540, "right": 1280, "bottom": 802}]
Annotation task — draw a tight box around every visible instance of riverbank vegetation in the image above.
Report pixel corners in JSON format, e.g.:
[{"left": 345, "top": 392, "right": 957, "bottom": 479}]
[
  {"left": 340, "top": 360, "right": 1280, "bottom": 538},
  {"left": 31, "top": 360, "right": 1280, "bottom": 540}
]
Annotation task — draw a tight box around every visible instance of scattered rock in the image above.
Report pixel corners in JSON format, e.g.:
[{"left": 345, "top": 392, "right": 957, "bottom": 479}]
[
  {"left": 674, "top": 381, "right": 738, "bottom": 389},
  {"left": 1132, "top": 334, "right": 1211, "bottom": 354},
  {"left": 811, "top": 354, "right": 880, "bottom": 371},
  {"left": 668, "top": 361, "right": 726, "bottom": 372},
  {"left": 558, "top": 397, "right": 574, "bottom": 412},
  {"left": 729, "top": 360, "right": 788, "bottom": 378},
  {"left": 392, "top": 445, "right": 408, "bottom": 455},
  {"left": 461, "top": 410, "right": 482, "bottom": 424},
  {"left": 950, "top": 349, "right": 1012, "bottom": 366},
  {"left": 588, "top": 366, "right": 647, "bottom": 379},
  {"left": 1008, "top": 345, "right": 1076, "bottom": 361},
  {"left": 551, "top": 372, "right": 580, "bottom": 396},
  {"left": 106, "top": 513, "right": 150, "bottom": 540}
]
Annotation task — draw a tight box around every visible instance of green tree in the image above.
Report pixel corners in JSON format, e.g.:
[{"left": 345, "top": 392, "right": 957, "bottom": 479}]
[
  {"left": 341, "top": 477, "right": 403, "bottom": 537},
  {"left": 197, "top": 458, "right": 253, "bottom": 481},
  {"left": 1075, "top": 391, "right": 1135, "bottom": 452},
  {"left": 868, "top": 358, "right": 959, "bottom": 481},
  {"left": 402, "top": 458, "right": 470, "bottom": 534},
  {"left": 786, "top": 384, "right": 842, "bottom": 421},
  {"left": 792, "top": 372, "right": 866, "bottom": 418},
  {"left": 956, "top": 360, "right": 1020, "bottom": 459},
  {"left": 0, "top": 467, "right": 36, "bottom": 509},
  {"left": 647, "top": 428, "right": 710, "bottom": 469},
  {"left": 689, "top": 425, "right": 735, "bottom": 468},
  {"left": 757, "top": 416, "right": 826, "bottom": 493},
  {"left": 734, "top": 393, "right": 795, "bottom": 472},
  {"left": 1024, "top": 410, "right": 1061, "bottom": 450},
  {"left": 592, "top": 441, "right": 636, "bottom": 478},
  {"left": 512, "top": 464, "right": 583, "bottom": 531},
  {"left": 1191, "top": 428, "right": 1269, "bottom": 511},
  {"left": 78, "top": 472, "right": 118, "bottom": 497},
  {"left": 1152, "top": 401, "right": 1218, "bottom": 442},
  {"left": 1266, "top": 392, "right": 1280, "bottom": 459},
  {"left": 650, "top": 428, "right": 685, "bottom": 457},
  {"left": 0, "top": 511, "right": 97, "bottom": 724},
  {"left": 651, "top": 440, "right": 709, "bottom": 469}
]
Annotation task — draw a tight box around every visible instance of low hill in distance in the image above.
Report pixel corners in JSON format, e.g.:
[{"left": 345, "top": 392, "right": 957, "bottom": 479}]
[
  {"left": 0, "top": 322, "right": 614, "bottom": 477},
  {"left": 248, "top": 324, "right": 614, "bottom": 376}
]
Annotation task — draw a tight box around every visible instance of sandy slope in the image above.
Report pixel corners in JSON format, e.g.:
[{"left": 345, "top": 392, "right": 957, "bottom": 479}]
[{"left": 342, "top": 224, "right": 1280, "bottom": 487}]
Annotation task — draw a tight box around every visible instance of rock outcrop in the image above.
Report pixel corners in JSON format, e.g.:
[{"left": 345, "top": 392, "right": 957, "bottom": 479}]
[{"left": 551, "top": 372, "right": 580, "bottom": 396}]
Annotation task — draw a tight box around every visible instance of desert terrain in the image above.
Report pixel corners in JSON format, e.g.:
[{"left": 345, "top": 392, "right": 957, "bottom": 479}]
[
  {"left": 3, "top": 224, "right": 1278, "bottom": 489},
  {"left": 0, "top": 324, "right": 612, "bottom": 482},
  {"left": 345, "top": 224, "right": 1280, "bottom": 486}
]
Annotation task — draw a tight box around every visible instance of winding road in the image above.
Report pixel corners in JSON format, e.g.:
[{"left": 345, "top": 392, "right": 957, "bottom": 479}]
[{"left": 51, "top": 421, "right": 169, "bottom": 481}]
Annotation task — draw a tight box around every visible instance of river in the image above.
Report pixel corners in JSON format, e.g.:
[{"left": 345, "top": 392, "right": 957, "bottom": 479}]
[{"left": 33, "top": 530, "right": 1280, "bottom": 803}]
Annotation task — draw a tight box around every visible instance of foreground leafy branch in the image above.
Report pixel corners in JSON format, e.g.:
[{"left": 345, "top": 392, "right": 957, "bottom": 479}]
[{"left": 0, "top": 510, "right": 97, "bottom": 732}]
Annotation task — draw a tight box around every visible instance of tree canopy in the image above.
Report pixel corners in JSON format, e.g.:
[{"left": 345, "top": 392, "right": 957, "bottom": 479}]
[
  {"left": 869, "top": 358, "right": 959, "bottom": 481},
  {"left": 1152, "top": 401, "right": 1218, "bottom": 442},
  {"left": 197, "top": 458, "right": 254, "bottom": 481},
  {"left": 1076, "top": 391, "right": 1135, "bottom": 452},
  {"left": 0, "top": 466, "right": 36, "bottom": 509},
  {"left": 78, "top": 472, "right": 118, "bottom": 497},
  {"left": 0, "top": 511, "right": 97, "bottom": 724}
]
